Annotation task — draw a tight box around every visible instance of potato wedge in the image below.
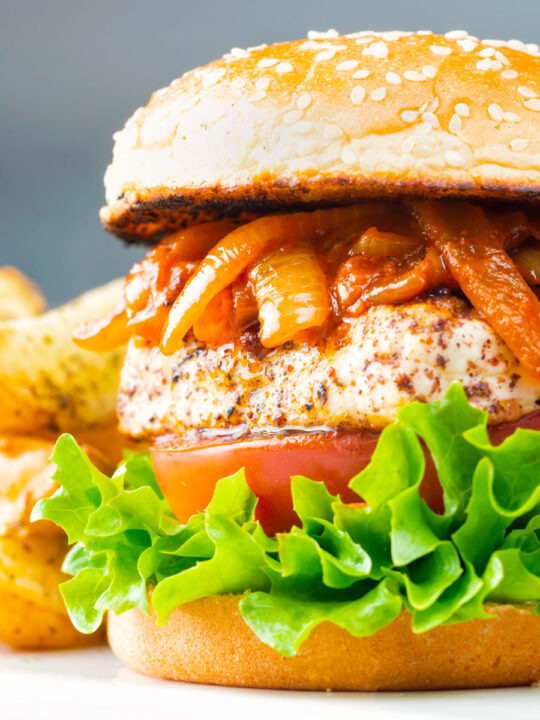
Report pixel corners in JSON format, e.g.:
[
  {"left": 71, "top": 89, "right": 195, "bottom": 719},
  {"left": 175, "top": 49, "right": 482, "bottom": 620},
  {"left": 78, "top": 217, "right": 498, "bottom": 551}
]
[
  {"left": 0, "top": 534, "right": 104, "bottom": 649},
  {"left": 0, "top": 435, "right": 114, "bottom": 538},
  {"left": 0, "top": 267, "right": 47, "bottom": 320},
  {"left": 0, "top": 279, "right": 126, "bottom": 435}
]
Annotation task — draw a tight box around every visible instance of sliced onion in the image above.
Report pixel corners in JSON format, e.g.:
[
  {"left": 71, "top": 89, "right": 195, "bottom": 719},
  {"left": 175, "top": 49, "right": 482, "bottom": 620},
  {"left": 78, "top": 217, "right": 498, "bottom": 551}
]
[
  {"left": 363, "top": 248, "right": 455, "bottom": 304},
  {"left": 513, "top": 240, "right": 540, "bottom": 285},
  {"left": 231, "top": 277, "right": 259, "bottom": 331},
  {"left": 249, "top": 242, "right": 329, "bottom": 347},
  {"left": 352, "top": 227, "right": 423, "bottom": 257},
  {"left": 192, "top": 289, "right": 234, "bottom": 346},
  {"left": 413, "top": 200, "right": 540, "bottom": 378},
  {"left": 159, "top": 219, "right": 239, "bottom": 261},
  {"left": 161, "top": 205, "right": 382, "bottom": 354},
  {"left": 72, "top": 303, "right": 131, "bottom": 351}
]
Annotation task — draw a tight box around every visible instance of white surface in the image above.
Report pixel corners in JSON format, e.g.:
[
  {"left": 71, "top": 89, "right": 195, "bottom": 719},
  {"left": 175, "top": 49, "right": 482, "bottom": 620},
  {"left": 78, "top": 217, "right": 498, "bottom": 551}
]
[{"left": 0, "top": 646, "right": 538, "bottom": 720}]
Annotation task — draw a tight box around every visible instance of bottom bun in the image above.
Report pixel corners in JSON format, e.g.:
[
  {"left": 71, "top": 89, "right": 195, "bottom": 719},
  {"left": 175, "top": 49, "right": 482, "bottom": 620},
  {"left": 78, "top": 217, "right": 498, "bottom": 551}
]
[{"left": 108, "top": 595, "right": 540, "bottom": 691}]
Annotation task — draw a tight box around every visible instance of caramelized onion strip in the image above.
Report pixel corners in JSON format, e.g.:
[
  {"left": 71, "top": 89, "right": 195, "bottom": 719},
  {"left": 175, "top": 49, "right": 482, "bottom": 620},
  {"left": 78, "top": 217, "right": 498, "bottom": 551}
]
[
  {"left": 352, "top": 227, "right": 423, "bottom": 257},
  {"left": 161, "top": 205, "right": 385, "bottom": 354},
  {"left": 513, "top": 240, "right": 540, "bottom": 285},
  {"left": 413, "top": 201, "right": 540, "bottom": 378},
  {"left": 72, "top": 303, "right": 131, "bottom": 351},
  {"left": 249, "top": 242, "right": 329, "bottom": 347},
  {"left": 362, "top": 248, "right": 454, "bottom": 304}
]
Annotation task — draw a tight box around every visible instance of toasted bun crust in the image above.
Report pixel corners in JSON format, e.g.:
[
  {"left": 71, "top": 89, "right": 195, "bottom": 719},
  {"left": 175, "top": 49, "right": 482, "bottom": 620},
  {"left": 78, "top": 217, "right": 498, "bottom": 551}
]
[
  {"left": 108, "top": 595, "right": 540, "bottom": 690},
  {"left": 101, "top": 30, "right": 540, "bottom": 243}
]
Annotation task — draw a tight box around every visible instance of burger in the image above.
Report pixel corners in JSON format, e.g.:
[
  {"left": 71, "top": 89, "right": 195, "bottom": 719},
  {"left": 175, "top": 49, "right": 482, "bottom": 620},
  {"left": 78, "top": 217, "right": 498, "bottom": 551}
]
[{"left": 33, "top": 29, "right": 540, "bottom": 691}]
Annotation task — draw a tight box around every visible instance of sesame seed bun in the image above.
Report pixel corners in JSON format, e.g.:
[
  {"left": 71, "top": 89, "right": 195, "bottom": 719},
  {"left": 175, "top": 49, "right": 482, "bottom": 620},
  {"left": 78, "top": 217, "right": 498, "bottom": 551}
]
[
  {"left": 108, "top": 595, "right": 540, "bottom": 690},
  {"left": 101, "top": 30, "right": 540, "bottom": 244}
]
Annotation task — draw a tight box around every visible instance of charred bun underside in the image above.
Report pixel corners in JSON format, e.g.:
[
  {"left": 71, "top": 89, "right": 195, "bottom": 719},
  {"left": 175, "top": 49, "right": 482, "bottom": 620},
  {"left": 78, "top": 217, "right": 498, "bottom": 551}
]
[{"left": 101, "top": 30, "right": 540, "bottom": 244}]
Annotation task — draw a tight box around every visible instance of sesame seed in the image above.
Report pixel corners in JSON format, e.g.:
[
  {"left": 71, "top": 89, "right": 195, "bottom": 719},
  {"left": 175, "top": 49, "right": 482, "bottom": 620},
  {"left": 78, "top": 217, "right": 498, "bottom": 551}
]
[
  {"left": 494, "top": 51, "right": 510, "bottom": 65},
  {"left": 316, "top": 49, "right": 337, "bottom": 62},
  {"left": 381, "top": 31, "right": 405, "bottom": 41},
  {"left": 337, "top": 60, "right": 359, "bottom": 71},
  {"left": 510, "top": 138, "right": 529, "bottom": 152},
  {"left": 415, "top": 122, "right": 433, "bottom": 136},
  {"left": 525, "top": 99, "right": 540, "bottom": 111},
  {"left": 247, "top": 44, "right": 267, "bottom": 52},
  {"left": 417, "top": 30, "right": 433, "bottom": 36},
  {"left": 413, "top": 141, "right": 434, "bottom": 158},
  {"left": 449, "top": 114, "right": 462, "bottom": 133},
  {"left": 258, "top": 58, "right": 278, "bottom": 68},
  {"left": 401, "top": 137, "right": 416, "bottom": 153},
  {"left": 458, "top": 39, "right": 477, "bottom": 52},
  {"left": 355, "top": 37, "right": 374, "bottom": 45},
  {"left": 428, "top": 97, "right": 440, "bottom": 113},
  {"left": 454, "top": 102, "right": 470, "bottom": 117},
  {"left": 255, "top": 77, "right": 270, "bottom": 92},
  {"left": 482, "top": 39, "right": 505, "bottom": 47},
  {"left": 371, "top": 87, "right": 387, "bottom": 102},
  {"left": 230, "top": 47, "right": 250, "bottom": 58},
  {"left": 276, "top": 62, "right": 293, "bottom": 73},
  {"left": 293, "top": 121, "right": 312, "bottom": 134},
  {"left": 308, "top": 29, "right": 339, "bottom": 39},
  {"left": 362, "top": 41, "right": 389, "bottom": 59},
  {"left": 476, "top": 58, "right": 492, "bottom": 71},
  {"left": 422, "top": 65, "right": 437, "bottom": 79},
  {"left": 352, "top": 69, "right": 371, "bottom": 79},
  {"left": 422, "top": 111, "right": 439, "bottom": 127},
  {"left": 508, "top": 39, "right": 526, "bottom": 51},
  {"left": 419, "top": 101, "right": 429, "bottom": 114},
  {"left": 503, "top": 111, "right": 521, "bottom": 123},
  {"left": 350, "top": 86, "right": 366, "bottom": 105},
  {"left": 430, "top": 45, "right": 452, "bottom": 56},
  {"left": 341, "top": 146, "right": 356, "bottom": 164},
  {"left": 247, "top": 91, "right": 266, "bottom": 103},
  {"left": 202, "top": 68, "right": 226, "bottom": 87},
  {"left": 445, "top": 150, "right": 466, "bottom": 167},
  {"left": 300, "top": 40, "right": 327, "bottom": 50},
  {"left": 526, "top": 42, "right": 540, "bottom": 54},
  {"left": 323, "top": 125, "right": 344, "bottom": 139},
  {"left": 518, "top": 86, "right": 537, "bottom": 98},
  {"left": 296, "top": 93, "right": 312, "bottom": 110},
  {"left": 445, "top": 30, "right": 468, "bottom": 40},
  {"left": 502, "top": 69, "right": 518, "bottom": 79},
  {"left": 230, "top": 78, "right": 246, "bottom": 90},
  {"left": 488, "top": 103, "right": 504, "bottom": 122},
  {"left": 283, "top": 110, "right": 304, "bottom": 125},
  {"left": 401, "top": 110, "right": 418, "bottom": 123},
  {"left": 478, "top": 47, "right": 495, "bottom": 58},
  {"left": 490, "top": 60, "right": 503, "bottom": 71},
  {"left": 404, "top": 70, "right": 425, "bottom": 82},
  {"left": 386, "top": 71, "right": 401, "bottom": 85}
]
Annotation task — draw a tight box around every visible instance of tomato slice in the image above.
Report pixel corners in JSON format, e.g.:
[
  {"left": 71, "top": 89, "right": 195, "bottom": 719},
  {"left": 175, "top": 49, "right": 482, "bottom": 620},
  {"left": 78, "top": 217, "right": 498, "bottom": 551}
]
[
  {"left": 151, "top": 429, "right": 444, "bottom": 535},
  {"left": 152, "top": 412, "right": 540, "bottom": 535}
]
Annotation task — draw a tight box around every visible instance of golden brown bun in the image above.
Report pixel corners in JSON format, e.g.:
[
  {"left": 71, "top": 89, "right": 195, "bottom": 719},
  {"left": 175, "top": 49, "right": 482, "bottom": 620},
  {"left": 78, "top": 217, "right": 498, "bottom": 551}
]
[
  {"left": 101, "top": 30, "right": 540, "bottom": 243},
  {"left": 108, "top": 595, "right": 540, "bottom": 690}
]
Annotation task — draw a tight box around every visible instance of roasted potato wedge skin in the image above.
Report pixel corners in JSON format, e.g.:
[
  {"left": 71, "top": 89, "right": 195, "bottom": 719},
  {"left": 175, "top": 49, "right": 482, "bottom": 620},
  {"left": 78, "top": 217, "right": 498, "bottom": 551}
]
[
  {"left": 0, "top": 279, "right": 126, "bottom": 435},
  {"left": 0, "top": 267, "right": 47, "bottom": 320},
  {"left": 0, "top": 587, "right": 105, "bottom": 649},
  {"left": 0, "top": 435, "right": 113, "bottom": 538},
  {"left": 0, "top": 534, "right": 104, "bottom": 649}
]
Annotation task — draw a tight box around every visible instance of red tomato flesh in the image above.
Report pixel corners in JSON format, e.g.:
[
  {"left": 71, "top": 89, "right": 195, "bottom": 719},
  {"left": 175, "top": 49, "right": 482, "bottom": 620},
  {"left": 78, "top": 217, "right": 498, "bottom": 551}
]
[{"left": 152, "top": 411, "right": 540, "bottom": 536}]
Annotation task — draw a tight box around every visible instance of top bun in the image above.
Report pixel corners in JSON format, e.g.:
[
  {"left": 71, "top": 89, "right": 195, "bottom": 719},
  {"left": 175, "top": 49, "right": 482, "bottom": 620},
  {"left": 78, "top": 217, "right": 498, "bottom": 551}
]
[{"left": 102, "top": 30, "right": 540, "bottom": 243}]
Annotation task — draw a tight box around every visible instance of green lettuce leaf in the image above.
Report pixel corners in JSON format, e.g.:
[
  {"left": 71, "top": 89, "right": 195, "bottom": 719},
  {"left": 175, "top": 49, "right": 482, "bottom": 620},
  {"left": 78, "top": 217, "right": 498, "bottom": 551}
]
[{"left": 32, "top": 384, "right": 540, "bottom": 655}]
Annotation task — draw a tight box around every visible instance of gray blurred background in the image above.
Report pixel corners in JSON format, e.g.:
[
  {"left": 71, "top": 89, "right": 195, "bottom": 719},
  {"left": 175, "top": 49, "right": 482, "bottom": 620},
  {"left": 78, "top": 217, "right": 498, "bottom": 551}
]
[{"left": 2, "top": 0, "right": 540, "bottom": 306}]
